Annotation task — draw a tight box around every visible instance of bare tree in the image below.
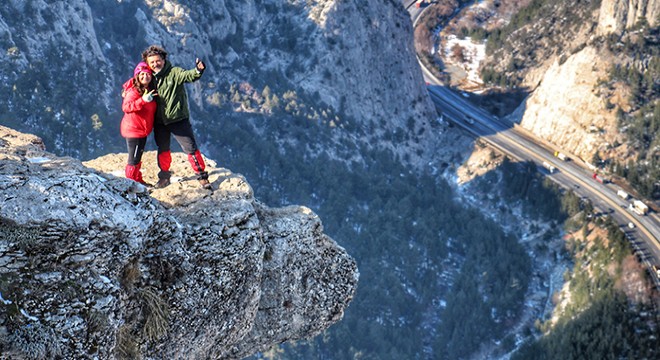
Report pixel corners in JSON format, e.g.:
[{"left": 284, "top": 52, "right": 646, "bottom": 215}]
[{"left": 451, "top": 43, "right": 465, "bottom": 62}]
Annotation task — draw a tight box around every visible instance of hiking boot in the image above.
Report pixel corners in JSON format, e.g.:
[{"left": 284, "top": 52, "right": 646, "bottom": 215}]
[
  {"left": 154, "top": 178, "right": 170, "bottom": 189},
  {"left": 199, "top": 179, "right": 212, "bottom": 190}
]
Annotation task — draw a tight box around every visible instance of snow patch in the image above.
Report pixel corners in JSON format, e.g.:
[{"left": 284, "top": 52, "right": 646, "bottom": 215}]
[{"left": 444, "top": 35, "right": 486, "bottom": 86}]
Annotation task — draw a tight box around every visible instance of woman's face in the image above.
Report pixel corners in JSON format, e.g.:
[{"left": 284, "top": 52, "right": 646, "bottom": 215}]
[{"left": 137, "top": 72, "right": 152, "bottom": 86}]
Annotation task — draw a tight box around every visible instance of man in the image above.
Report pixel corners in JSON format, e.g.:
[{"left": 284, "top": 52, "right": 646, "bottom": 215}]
[{"left": 142, "top": 45, "right": 212, "bottom": 190}]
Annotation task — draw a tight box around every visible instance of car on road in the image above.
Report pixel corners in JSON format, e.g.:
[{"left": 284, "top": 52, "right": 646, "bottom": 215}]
[{"left": 653, "top": 265, "right": 660, "bottom": 277}]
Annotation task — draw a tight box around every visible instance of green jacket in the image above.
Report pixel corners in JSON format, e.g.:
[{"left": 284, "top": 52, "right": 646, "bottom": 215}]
[{"left": 153, "top": 60, "right": 203, "bottom": 125}]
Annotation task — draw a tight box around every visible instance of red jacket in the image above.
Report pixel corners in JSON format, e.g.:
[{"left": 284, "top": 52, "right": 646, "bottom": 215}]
[{"left": 120, "top": 79, "right": 156, "bottom": 138}]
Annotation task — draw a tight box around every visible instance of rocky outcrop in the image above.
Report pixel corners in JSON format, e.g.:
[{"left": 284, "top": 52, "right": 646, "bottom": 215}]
[
  {"left": 0, "top": 125, "right": 358, "bottom": 359},
  {"left": 598, "top": 0, "right": 660, "bottom": 34},
  {"left": 511, "top": 46, "right": 622, "bottom": 162},
  {"left": 499, "top": 0, "right": 658, "bottom": 163}
]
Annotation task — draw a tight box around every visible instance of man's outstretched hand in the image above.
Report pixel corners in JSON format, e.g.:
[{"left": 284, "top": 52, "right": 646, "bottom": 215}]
[{"left": 196, "top": 58, "right": 205, "bottom": 72}]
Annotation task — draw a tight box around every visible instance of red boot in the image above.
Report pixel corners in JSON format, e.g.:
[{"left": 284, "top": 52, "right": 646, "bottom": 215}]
[
  {"left": 187, "top": 150, "right": 206, "bottom": 173},
  {"left": 125, "top": 163, "right": 140, "bottom": 182},
  {"left": 125, "top": 163, "right": 148, "bottom": 185},
  {"left": 188, "top": 150, "right": 211, "bottom": 189},
  {"left": 155, "top": 151, "right": 172, "bottom": 188}
]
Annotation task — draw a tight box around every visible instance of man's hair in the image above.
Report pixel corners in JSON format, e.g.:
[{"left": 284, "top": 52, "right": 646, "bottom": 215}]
[{"left": 142, "top": 45, "right": 168, "bottom": 61}]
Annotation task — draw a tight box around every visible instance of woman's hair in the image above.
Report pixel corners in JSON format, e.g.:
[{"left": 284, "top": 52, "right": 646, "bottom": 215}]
[
  {"left": 142, "top": 45, "right": 168, "bottom": 61},
  {"left": 132, "top": 77, "right": 151, "bottom": 94}
]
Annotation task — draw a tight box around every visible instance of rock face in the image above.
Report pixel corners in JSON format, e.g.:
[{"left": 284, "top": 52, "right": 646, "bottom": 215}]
[
  {"left": 512, "top": 46, "right": 621, "bottom": 162},
  {"left": 0, "top": 0, "right": 437, "bottom": 165},
  {"left": 503, "top": 0, "right": 658, "bottom": 163},
  {"left": 0, "top": 125, "right": 358, "bottom": 359},
  {"left": 598, "top": 0, "right": 660, "bottom": 34}
]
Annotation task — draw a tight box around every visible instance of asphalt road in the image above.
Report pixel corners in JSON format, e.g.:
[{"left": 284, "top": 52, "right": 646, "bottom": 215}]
[
  {"left": 426, "top": 79, "right": 660, "bottom": 287},
  {"left": 407, "top": 3, "right": 660, "bottom": 285}
]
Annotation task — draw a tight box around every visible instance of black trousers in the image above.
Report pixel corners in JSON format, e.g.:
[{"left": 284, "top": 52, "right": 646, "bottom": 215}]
[
  {"left": 153, "top": 119, "right": 199, "bottom": 155},
  {"left": 126, "top": 137, "right": 147, "bottom": 165}
]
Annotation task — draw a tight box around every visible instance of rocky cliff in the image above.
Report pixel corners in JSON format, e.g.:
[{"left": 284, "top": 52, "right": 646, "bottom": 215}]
[
  {"left": 0, "top": 125, "right": 358, "bottom": 359},
  {"left": 0, "top": 0, "right": 438, "bottom": 165},
  {"left": 502, "top": 0, "right": 658, "bottom": 163},
  {"left": 598, "top": 0, "right": 660, "bottom": 34},
  {"left": 512, "top": 45, "right": 624, "bottom": 162}
]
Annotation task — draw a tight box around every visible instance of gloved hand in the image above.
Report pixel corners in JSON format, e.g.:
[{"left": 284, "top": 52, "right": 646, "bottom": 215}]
[{"left": 142, "top": 89, "right": 155, "bottom": 102}]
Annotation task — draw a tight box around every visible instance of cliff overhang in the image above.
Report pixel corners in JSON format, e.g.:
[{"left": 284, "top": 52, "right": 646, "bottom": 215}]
[{"left": 0, "top": 125, "right": 358, "bottom": 359}]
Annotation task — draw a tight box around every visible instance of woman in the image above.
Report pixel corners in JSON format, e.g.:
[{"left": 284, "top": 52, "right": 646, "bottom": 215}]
[{"left": 120, "top": 62, "right": 157, "bottom": 184}]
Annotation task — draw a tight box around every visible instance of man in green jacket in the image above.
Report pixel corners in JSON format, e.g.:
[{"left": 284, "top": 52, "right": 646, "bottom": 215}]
[{"left": 142, "top": 45, "right": 212, "bottom": 190}]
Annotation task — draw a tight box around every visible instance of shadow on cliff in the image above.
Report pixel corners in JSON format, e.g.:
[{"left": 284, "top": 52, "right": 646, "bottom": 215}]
[
  {"left": 467, "top": 87, "right": 529, "bottom": 121},
  {"left": 428, "top": 84, "right": 529, "bottom": 128},
  {"left": 425, "top": 83, "right": 534, "bottom": 192}
]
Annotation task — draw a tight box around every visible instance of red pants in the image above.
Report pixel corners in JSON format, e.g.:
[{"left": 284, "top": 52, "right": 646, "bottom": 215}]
[{"left": 154, "top": 119, "right": 208, "bottom": 180}]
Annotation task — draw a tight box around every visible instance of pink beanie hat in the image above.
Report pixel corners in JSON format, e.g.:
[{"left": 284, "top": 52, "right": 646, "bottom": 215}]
[{"left": 133, "top": 62, "right": 152, "bottom": 77}]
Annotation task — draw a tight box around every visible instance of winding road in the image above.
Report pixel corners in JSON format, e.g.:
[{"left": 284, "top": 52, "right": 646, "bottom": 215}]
[{"left": 408, "top": 2, "right": 660, "bottom": 286}]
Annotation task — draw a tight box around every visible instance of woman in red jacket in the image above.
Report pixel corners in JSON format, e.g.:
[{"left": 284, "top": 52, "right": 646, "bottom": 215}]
[{"left": 121, "top": 62, "right": 157, "bottom": 184}]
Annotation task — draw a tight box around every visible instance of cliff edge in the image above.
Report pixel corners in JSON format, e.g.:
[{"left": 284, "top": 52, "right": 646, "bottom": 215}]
[{"left": 0, "top": 125, "right": 358, "bottom": 359}]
